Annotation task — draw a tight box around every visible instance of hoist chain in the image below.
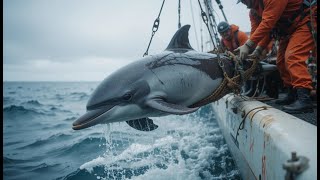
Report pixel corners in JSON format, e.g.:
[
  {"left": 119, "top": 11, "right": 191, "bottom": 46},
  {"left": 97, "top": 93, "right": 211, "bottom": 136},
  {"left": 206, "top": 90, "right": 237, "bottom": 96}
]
[
  {"left": 178, "top": 0, "right": 181, "bottom": 28},
  {"left": 208, "top": 13, "right": 221, "bottom": 49},
  {"left": 198, "top": 0, "right": 237, "bottom": 94},
  {"left": 143, "top": 0, "right": 166, "bottom": 57},
  {"left": 197, "top": 0, "right": 217, "bottom": 50},
  {"left": 204, "top": 0, "right": 223, "bottom": 51}
]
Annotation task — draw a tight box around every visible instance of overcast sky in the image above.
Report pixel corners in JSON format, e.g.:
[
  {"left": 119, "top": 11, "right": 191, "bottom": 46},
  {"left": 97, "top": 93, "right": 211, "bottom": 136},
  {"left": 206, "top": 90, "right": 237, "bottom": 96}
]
[{"left": 4, "top": 0, "right": 250, "bottom": 82}]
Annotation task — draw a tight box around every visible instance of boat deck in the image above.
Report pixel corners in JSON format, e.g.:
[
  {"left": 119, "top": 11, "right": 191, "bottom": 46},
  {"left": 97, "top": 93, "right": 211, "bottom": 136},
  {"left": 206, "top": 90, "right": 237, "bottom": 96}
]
[{"left": 262, "top": 93, "right": 317, "bottom": 126}]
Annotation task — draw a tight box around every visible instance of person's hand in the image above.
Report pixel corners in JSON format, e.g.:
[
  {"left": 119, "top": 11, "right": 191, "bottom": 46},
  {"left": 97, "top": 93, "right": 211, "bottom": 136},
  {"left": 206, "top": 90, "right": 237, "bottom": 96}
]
[
  {"left": 234, "top": 40, "right": 255, "bottom": 60},
  {"left": 248, "top": 46, "right": 268, "bottom": 60},
  {"left": 248, "top": 46, "right": 263, "bottom": 58}
]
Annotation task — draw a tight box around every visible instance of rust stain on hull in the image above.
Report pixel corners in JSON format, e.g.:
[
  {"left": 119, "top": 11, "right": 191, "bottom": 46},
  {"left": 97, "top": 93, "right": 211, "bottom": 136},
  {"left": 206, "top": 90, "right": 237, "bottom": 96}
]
[
  {"left": 262, "top": 155, "right": 266, "bottom": 180},
  {"left": 261, "top": 115, "right": 274, "bottom": 129},
  {"left": 250, "top": 138, "right": 254, "bottom": 152}
]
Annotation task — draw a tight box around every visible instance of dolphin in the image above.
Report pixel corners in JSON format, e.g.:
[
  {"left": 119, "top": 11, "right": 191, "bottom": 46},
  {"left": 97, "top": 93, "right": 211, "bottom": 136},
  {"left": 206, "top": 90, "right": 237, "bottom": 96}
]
[{"left": 72, "top": 24, "right": 236, "bottom": 131}]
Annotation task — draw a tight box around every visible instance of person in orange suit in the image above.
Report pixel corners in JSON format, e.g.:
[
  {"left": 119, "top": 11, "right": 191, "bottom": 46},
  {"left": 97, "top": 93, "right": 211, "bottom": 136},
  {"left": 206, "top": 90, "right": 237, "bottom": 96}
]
[
  {"left": 217, "top": 21, "right": 249, "bottom": 52},
  {"left": 235, "top": 0, "right": 317, "bottom": 113}
]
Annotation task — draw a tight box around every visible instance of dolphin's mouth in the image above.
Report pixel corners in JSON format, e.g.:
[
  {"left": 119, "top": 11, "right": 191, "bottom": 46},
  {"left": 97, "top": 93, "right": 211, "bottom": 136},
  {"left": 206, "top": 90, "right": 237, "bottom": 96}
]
[{"left": 72, "top": 105, "right": 115, "bottom": 130}]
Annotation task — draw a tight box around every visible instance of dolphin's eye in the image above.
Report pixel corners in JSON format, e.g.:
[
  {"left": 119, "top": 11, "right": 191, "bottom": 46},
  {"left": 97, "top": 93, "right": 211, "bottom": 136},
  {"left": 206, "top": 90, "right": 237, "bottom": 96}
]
[{"left": 122, "top": 93, "right": 132, "bottom": 101}]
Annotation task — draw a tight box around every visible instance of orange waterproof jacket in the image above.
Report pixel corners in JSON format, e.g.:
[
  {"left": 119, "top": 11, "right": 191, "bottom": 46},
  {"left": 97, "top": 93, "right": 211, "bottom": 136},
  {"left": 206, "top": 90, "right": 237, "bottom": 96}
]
[
  {"left": 249, "top": 0, "right": 303, "bottom": 48},
  {"left": 221, "top": 24, "right": 248, "bottom": 51}
]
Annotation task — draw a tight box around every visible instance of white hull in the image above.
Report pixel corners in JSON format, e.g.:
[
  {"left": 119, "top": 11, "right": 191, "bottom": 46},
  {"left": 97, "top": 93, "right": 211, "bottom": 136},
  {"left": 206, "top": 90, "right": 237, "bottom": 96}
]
[{"left": 211, "top": 94, "right": 317, "bottom": 180}]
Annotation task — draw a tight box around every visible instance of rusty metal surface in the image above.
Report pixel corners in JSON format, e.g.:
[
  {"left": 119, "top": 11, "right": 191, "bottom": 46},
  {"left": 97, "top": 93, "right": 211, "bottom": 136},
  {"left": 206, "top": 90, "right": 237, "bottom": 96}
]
[{"left": 211, "top": 94, "right": 317, "bottom": 180}]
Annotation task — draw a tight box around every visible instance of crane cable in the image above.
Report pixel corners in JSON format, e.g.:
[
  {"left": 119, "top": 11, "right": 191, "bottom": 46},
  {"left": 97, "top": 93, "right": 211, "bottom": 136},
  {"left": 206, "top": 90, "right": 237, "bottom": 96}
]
[
  {"left": 215, "top": 0, "right": 228, "bottom": 23},
  {"left": 143, "top": 0, "right": 166, "bottom": 57},
  {"left": 178, "top": 0, "right": 181, "bottom": 28},
  {"left": 189, "top": 0, "right": 200, "bottom": 51}
]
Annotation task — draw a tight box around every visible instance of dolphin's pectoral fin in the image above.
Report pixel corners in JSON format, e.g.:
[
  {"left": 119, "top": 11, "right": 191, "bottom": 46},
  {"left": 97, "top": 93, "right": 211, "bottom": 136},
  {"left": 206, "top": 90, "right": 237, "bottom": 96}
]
[
  {"left": 126, "top": 118, "right": 158, "bottom": 131},
  {"left": 146, "top": 99, "right": 199, "bottom": 115}
]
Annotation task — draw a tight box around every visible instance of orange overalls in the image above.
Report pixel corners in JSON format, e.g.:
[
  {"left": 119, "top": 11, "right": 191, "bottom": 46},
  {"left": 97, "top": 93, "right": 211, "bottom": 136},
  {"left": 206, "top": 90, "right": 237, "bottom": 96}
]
[
  {"left": 249, "top": 0, "right": 317, "bottom": 90},
  {"left": 221, "top": 24, "right": 248, "bottom": 51}
]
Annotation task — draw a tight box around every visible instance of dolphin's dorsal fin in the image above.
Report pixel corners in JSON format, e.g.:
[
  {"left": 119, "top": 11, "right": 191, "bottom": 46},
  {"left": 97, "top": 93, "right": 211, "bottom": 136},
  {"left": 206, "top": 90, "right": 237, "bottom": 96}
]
[
  {"left": 126, "top": 118, "right": 158, "bottom": 131},
  {"left": 165, "top": 25, "right": 194, "bottom": 51},
  {"left": 146, "top": 98, "right": 199, "bottom": 115}
]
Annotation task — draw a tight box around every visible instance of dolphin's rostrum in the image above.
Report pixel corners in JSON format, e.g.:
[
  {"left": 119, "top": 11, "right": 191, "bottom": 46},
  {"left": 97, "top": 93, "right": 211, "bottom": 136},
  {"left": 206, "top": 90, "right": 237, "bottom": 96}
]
[{"left": 72, "top": 25, "right": 235, "bottom": 131}]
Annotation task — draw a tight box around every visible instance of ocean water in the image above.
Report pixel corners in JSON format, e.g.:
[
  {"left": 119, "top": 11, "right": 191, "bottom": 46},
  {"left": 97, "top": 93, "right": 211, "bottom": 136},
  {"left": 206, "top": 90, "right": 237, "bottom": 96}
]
[{"left": 3, "top": 82, "right": 241, "bottom": 180}]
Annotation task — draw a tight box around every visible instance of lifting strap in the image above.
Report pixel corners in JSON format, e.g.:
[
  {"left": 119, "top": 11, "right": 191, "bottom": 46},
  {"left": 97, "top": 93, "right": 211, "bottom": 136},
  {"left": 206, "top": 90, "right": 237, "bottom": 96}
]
[{"left": 190, "top": 55, "right": 260, "bottom": 108}]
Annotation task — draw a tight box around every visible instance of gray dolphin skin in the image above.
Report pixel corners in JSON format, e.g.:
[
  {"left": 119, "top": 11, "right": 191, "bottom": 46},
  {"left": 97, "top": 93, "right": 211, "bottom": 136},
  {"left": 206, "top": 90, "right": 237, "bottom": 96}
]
[{"left": 72, "top": 24, "right": 235, "bottom": 131}]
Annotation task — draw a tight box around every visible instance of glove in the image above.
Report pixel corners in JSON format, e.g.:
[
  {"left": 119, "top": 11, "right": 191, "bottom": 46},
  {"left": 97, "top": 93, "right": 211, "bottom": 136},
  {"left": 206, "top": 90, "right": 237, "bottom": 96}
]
[
  {"left": 248, "top": 46, "right": 263, "bottom": 58},
  {"left": 248, "top": 46, "right": 268, "bottom": 60},
  {"left": 234, "top": 39, "right": 255, "bottom": 60}
]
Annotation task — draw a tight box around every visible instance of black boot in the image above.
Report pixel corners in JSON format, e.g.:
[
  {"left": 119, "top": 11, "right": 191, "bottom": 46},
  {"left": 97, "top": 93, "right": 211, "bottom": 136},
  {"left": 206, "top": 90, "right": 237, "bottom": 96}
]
[
  {"left": 282, "top": 88, "right": 314, "bottom": 114},
  {"left": 275, "top": 87, "right": 296, "bottom": 105}
]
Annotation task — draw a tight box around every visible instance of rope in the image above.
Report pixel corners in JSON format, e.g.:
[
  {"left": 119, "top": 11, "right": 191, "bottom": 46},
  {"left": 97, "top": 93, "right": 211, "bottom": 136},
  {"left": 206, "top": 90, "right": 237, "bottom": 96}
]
[
  {"left": 235, "top": 106, "right": 271, "bottom": 143},
  {"left": 191, "top": 56, "right": 260, "bottom": 107},
  {"left": 224, "top": 72, "right": 241, "bottom": 90},
  {"left": 249, "top": 77, "right": 261, "bottom": 98}
]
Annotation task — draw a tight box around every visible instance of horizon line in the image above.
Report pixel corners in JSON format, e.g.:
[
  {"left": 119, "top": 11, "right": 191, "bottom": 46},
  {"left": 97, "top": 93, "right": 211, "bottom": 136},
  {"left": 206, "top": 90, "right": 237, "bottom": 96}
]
[{"left": 3, "top": 80, "right": 101, "bottom": 82}]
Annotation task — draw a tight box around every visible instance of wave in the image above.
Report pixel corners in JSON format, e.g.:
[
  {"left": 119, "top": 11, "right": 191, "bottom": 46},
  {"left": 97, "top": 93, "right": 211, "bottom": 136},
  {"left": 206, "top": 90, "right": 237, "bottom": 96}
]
[
  {"left": 3, "top": 96, "right": 14, "bottom": 104},
  {"left": 54, "top": 92, "right": 90, "bottom": 101},
  {"left": 4, "top": 157, "right": 60, "bottom": 179},
  {"left": 41, "top": 123, "right": 69, "bottom": 130},
  {"left": 3, "top": 104, "right": 74, "bottom": 121},
  {"left": 4, "top": 140, "right": 24, "bottom": 146},
  {"left": 69, "top": 92, "right": 90, "bottom": 100},
  {"left": 58, "top": 137, "right": 106, "bottom": 156},
  {"left": 3, "top": 105, "right": 47, "bottom": 116},
  {"left": 63, "top": 116, "right": 77, "bottom": 121},
  {"left": 20, "top": 99, "right": 73, "bottom": 115},
  {"left": 70, "top": 92, "right": 89, "bottom": 97},
  {"left": 22, "top": 100, "right": 43, "bottom": 106},
  {"left": 17, "top": 133, "right": 73, "bottom": 149},
  {"left": 3, "top": 156, "right": 32, "bottom": 164},
  {"left": 61, "top": 165, "right": 152, "bottom": 180},
  {"left": 49, "top": 106, "right": 73, "bottom": 114},
  {"left": 37, "top": 136, "right": 106, "bottom": 160},
  {"left": 27, "top": 163, "right": 60, "bottom": 172},
  {"left": 58, "top": 168, "right": 105, "bottom": 180},
  {"left": 55, "top": 94, "right": 65, "bottom": 100}
]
